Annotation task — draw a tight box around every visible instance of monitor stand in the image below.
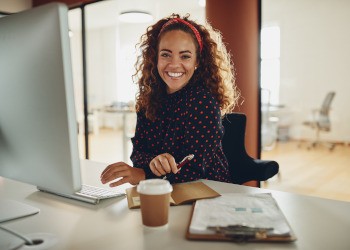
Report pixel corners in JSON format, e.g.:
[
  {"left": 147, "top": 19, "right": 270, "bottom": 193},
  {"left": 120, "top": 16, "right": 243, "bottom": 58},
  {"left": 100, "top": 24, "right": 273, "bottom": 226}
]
[{"left": 0, "top": 199, "right": 40, "bottom": 223}]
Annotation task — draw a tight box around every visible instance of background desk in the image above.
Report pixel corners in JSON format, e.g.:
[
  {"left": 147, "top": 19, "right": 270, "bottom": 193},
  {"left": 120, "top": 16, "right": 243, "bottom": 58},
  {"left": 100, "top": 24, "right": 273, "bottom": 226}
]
[
  {"left": 1, "top": 160, "right": 350, "bottom": 250},
  {"left": 98, "top": 107, "right": 136, "bottom": 162}
]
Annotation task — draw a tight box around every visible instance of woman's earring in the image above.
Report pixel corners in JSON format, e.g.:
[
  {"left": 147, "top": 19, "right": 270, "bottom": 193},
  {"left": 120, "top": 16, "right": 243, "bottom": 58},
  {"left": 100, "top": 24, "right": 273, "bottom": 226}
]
[{"left": 195, "top": 66, "right": 197, "bottom": 70}]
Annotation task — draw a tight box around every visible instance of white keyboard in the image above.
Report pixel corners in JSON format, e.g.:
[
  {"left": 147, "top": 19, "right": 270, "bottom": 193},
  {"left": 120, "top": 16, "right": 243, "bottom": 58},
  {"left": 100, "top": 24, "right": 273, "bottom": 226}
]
[
  {"left": 75, "top": 184, "right": 125, "bottom": 203},
  {"left": 38, "top": 184, "right": 126, "bottom": 205}
]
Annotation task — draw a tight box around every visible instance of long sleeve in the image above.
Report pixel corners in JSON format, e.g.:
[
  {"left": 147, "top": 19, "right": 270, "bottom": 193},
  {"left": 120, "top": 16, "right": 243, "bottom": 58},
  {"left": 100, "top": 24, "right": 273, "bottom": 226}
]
[{"left": 130, "top": 111, "right": 158, "bottom": 179}]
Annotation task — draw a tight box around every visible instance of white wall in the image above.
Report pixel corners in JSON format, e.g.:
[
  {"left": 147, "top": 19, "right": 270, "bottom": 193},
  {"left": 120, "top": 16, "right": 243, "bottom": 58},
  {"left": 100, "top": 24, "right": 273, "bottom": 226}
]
[
  {"left": 263, "top": 0, "right": 350, "bottom": 143},
  {"left": 0, "top": 0, "right": 31, "bottom": 12},
  {"left": 86, "top": 26, "right": 118, "bottom": 108}
]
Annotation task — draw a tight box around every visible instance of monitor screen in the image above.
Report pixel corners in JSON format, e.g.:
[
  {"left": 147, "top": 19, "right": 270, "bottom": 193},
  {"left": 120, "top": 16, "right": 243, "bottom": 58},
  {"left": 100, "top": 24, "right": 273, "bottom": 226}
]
[{"left": 0, "top": 3, "right": 81, "bottom": 194}]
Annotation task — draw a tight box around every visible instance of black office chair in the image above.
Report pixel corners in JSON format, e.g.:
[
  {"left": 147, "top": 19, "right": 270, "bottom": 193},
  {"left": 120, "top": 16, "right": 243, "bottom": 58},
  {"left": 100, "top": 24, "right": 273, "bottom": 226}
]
[
  {"left": 301, "top": 91, "right": 336, "bottom": 151},
  {"left": 222, "top": 113, "right": 279, "bottom": 185}
]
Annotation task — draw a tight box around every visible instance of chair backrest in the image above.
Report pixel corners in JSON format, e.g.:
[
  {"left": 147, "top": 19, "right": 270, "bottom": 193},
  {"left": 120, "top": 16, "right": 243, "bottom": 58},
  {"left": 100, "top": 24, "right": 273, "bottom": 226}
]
[
  {"left": 320, "top": 91, "right": 335, "bottom": 116},
  {"left": 222, "top": 113, "right": 247, "bottom": 159},
  {"left": 318, "top": 92, "right": 335, "bottom": 130},
  {"left": 221, "top": 113, "right": 248, "bottom": 184},
  {"left": 222, "top": 113, "right": 279, "bottom": 185}
]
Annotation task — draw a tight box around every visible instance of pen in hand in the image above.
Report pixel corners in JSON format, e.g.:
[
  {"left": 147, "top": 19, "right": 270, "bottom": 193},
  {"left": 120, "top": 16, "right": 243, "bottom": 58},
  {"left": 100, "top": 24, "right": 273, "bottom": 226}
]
[{"left": 163, "top": 154, "right": 195, "bottom": 180}]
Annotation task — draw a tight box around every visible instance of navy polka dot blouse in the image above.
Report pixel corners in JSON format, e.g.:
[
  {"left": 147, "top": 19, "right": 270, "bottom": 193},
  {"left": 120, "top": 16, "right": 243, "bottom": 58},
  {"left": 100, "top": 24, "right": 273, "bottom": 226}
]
[{"left": 130, "top": 84, "right": 231, "bottom": 184}]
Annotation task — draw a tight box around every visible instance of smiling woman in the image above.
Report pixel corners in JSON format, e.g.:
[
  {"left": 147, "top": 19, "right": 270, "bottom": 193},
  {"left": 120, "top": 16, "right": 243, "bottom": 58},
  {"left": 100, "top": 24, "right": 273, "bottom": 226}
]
[{"left": 100, "top": 13, "right": 241, "bottom": 188}]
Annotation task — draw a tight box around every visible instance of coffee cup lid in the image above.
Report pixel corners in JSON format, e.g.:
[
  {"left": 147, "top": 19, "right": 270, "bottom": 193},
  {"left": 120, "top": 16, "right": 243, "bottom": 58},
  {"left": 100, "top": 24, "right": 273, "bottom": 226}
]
[{"left": 137, "top": 179, "right": 173, "bottom": 195}]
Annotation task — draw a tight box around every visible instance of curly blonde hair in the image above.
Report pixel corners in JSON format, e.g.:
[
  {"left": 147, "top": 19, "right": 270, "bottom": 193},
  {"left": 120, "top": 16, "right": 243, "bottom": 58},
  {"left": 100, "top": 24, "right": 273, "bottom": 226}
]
[{"left": 133, "top": 13, "right": 240, "bottom": 121}]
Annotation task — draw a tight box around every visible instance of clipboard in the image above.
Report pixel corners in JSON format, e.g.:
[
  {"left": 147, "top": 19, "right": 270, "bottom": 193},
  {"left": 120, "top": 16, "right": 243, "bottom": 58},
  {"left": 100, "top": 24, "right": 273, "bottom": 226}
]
[{"left": 186, "top": 193, "right": 297, "bottom": 242}]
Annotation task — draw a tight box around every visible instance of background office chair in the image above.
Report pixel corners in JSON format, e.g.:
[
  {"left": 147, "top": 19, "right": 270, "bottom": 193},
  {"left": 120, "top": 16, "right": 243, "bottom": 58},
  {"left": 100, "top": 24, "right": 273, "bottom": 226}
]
[
  {"left": 301, "top": 91, "right": 336, "bottom": 151},
  {"left": 222, "top": 113, "right": 279, "bottom": 185}
]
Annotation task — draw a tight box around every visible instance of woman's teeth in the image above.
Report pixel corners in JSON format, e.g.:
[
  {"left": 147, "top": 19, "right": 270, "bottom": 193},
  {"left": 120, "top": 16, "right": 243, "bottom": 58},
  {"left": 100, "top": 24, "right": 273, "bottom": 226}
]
[{"left": 168, "top": 72, "right": 183, "bottom": 78}]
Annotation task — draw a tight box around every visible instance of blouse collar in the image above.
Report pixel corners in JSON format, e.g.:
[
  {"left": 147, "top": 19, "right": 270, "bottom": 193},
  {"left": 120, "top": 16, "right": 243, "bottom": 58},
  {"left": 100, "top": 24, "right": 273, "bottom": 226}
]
[{"left": 166, "top": 83, "right": 192, "bottom": 101}]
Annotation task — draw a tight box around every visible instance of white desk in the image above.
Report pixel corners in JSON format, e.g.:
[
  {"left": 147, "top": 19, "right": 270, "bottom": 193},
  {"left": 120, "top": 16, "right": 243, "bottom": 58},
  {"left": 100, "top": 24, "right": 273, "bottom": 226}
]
[{"left": 1, "top": 160, "right": 350, "bottom": 250}]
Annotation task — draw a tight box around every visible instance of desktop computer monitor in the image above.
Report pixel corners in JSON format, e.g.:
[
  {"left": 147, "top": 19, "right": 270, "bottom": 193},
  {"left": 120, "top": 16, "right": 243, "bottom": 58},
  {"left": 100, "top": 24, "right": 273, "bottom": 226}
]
[{"left": 0, "top": 3, "right": 81, "bottom": 195}]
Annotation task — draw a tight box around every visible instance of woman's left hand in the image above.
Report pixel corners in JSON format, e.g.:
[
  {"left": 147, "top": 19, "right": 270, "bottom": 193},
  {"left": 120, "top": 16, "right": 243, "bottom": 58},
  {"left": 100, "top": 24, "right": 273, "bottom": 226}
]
[{"left": 149, "top": 153, "right": 178, "bottom": 177}]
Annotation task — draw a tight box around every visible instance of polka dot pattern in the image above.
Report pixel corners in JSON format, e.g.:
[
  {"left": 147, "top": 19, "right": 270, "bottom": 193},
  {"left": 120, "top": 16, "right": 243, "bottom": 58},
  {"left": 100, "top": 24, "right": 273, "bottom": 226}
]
[{"left": 131, "top": 84, "right": 231, "bottom": 184}]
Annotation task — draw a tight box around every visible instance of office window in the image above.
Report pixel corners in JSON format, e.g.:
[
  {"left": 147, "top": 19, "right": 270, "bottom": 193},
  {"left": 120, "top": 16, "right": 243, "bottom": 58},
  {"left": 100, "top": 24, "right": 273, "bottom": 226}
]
[{"left": 260, "top": 26, "right": 280, "bottom": 105}]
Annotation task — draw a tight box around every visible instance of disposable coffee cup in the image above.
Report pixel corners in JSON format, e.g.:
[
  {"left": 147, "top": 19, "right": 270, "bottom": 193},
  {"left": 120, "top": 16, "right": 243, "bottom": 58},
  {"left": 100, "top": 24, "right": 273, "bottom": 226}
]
[{"left": 137, "top": 179, "right": 173, "bottom": 228}]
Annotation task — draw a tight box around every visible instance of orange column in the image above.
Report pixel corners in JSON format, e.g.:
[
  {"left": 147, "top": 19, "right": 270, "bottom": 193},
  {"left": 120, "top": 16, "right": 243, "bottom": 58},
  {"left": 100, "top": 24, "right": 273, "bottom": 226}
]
[
  {"left": 206, "top": 0, "right": 261, "bottom": 187},
  {"left": 206, "top": 0, "right": 260, "bottom": 157}
]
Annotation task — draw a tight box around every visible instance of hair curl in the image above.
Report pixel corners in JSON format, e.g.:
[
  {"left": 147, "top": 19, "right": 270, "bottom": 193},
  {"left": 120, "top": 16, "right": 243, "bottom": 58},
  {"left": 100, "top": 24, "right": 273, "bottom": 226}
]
[{"left": 133, "top": 13, "right": 240, "bottom": 121}]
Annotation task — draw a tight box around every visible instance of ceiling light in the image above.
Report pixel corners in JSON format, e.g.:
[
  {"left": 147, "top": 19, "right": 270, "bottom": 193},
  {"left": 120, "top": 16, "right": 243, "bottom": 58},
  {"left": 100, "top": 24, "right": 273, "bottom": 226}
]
[{"left": 119, "top": 11, "right": 153, "bottom": 23}]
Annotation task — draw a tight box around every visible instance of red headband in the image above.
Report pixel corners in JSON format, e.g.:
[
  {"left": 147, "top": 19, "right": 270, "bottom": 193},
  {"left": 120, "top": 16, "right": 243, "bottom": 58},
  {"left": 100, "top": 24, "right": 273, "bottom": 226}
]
[{"left": 159, "top": 18, "right": 203, "bottom": 53}]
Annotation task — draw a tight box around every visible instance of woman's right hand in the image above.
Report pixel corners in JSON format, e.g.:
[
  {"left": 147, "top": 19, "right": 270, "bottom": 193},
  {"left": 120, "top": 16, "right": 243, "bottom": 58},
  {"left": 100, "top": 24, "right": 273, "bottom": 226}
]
[
  {"left": 100, "top": 162, "right": 145, "bottom": 187},
  {"left": 149, "top": 153, "right": 178, "bottom": 177}
]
